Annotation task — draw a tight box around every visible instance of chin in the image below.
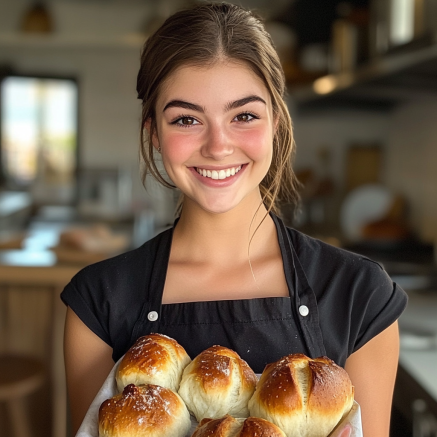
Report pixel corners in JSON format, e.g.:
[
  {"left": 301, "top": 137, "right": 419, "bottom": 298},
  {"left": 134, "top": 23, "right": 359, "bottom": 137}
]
[
  {"left": 190, "top": 193, "right": 245, "bottom": 215},
  {"left": 199, "top": 201, "right": 240, "bottom": 215}
]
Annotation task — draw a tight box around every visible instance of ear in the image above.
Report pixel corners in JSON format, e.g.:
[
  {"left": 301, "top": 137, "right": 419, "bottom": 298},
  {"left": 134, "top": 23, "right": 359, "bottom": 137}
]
[{"left": 144, "top": 118, "right": 160, "bottom": 151}]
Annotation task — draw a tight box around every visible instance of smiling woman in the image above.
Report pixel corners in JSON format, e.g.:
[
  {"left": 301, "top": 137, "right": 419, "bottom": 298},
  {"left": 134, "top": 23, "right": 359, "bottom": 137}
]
[
  {"left": 150, "top": 62, "right": 275, "bottom": 215},
  {"left": 136, "top": 3, "right": 300, "bottom": 217},
  {"left": 61, "top": 3, "right": 408, "bottom": 437}
]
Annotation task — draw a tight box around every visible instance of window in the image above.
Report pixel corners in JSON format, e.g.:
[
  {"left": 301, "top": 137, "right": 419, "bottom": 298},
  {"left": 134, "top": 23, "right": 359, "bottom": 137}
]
[{"left": 0, "top": 75, "right": 78, "bottom": 202}]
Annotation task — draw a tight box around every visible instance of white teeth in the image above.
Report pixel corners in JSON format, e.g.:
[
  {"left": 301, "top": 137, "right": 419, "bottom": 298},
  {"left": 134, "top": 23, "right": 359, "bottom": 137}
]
[{"left": 196, "top": 165, "right": 242, "bottom": 180}]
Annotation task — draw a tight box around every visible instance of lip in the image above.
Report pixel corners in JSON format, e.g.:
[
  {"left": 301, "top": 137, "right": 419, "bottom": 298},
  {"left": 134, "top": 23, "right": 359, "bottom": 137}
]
[
  {"left": 193, "top": 164, "right": 247, "bottom": 171},
  {"left": 189, "top": 163, "right": 248, "bottom": 187}
]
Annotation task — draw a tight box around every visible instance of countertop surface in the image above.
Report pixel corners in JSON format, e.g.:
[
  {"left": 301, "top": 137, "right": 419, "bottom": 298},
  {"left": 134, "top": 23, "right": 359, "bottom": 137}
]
[{"left": 398, "top": 290, "right": 437, "bottom": 402}]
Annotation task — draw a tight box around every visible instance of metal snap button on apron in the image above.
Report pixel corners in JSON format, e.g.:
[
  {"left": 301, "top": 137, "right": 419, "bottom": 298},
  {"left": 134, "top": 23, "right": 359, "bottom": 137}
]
[
  {"left": 299, "top": 305, "right": 309, "bottom": 317},
  {"left": 147, "top": 311, "right": 158, "bottom": 321}
]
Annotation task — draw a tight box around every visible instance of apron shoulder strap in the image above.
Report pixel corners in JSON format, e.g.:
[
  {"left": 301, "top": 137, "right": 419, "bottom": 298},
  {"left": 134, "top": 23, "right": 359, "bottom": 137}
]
[
  {"left": 273, "top": 214, "right": 327, "bottom": 358},
  {"left": 130, "top": 225, "right": 174, "bottom": 344}
]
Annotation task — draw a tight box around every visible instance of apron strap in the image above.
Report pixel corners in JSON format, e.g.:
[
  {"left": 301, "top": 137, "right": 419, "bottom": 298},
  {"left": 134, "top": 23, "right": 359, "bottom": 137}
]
[
  {"left": 130, "top": 222, "right": 175, "bottom": 344},
  {"left": 273, "top": 214, "right": 327, "bottom": 358}
]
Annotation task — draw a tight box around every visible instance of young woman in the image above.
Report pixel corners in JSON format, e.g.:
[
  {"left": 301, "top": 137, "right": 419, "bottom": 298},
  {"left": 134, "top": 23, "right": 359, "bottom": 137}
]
[{"left": 62, "top": 3, "right": 407, "bottom": 436}]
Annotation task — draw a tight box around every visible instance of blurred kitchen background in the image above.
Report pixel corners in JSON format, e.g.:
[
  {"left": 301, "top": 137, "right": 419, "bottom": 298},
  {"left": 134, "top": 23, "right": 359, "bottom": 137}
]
[{"left": 0, "top": 0, "right": 436, "bottom": 436}]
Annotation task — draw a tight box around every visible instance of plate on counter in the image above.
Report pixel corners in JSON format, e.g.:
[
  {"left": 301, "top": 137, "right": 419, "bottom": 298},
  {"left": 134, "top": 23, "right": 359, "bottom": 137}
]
[{"left": 340, "top": 184, "right": 394, "bottom": 242}]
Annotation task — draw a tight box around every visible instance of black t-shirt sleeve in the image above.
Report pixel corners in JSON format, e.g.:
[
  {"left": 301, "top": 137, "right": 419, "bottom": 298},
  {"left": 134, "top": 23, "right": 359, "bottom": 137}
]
[
  {"left": 292, "top": 229, "right": 408, "bottom": 366},
  {"left": 61, "top": 275, "right": 112, "bottom": 346},
  {"left": 59, "top": 241, "right": 158, "bottom": 360},
  {"left": 351, "top": 259, "right": 408, "bottom": 354}
]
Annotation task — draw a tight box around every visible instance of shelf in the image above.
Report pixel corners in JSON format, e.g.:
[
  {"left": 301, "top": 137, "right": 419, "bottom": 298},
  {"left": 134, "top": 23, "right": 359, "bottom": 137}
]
[
  {"left": 0, "top": 32, "right": 146, "bottom": 50},
  {"left": 291, "top": 36, "right": 437, "bottom": 112}
]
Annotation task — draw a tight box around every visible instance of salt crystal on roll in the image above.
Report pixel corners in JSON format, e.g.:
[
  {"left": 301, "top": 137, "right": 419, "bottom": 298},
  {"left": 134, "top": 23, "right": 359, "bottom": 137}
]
[
  {"left": 116, "top": 333, "right": 191, "bottom": 393},
  {"left": 98, "top": 383, "right": 191, "bottom": 437},
  {"left": 178, "top": 346, "right": 257, "bottom": 422}
]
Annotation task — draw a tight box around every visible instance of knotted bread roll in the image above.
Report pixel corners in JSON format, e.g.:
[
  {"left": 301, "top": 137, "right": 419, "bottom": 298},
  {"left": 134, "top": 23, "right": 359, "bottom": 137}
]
[
  {"left": 248, "top": 354, "right": 354, "bottom": 437},
  {"left": 178, "top": 346, "right": 257, "bottom": 421},
  {"left": 116, "top": 333, "right": 191, "bottom": 392},
  {"left": 99, "top": 383, "right": 191, "bottom": 437},
  {"left": 192, "top": 415, "right": 286, "bottom": 437}
]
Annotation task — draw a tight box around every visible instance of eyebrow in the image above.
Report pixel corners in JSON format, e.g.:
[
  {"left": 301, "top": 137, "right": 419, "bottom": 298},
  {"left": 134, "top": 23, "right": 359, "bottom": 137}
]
[
  {"left": 162, "top": 95, "right": 266, "bottom": 113},
  {"left": 224, "top": 95, "right": 266, "bottom": 111},
  {"left": 163, "top": 100, "right": 205, "bottom": 113}
]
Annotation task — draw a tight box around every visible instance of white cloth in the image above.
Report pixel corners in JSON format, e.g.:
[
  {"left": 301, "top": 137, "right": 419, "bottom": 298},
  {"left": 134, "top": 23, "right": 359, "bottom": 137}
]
[{"left": 76, "top": 358, "right": 363, "bottom": 437}]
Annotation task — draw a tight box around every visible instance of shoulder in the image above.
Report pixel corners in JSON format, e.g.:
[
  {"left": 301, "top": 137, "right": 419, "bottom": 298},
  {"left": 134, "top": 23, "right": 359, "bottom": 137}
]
[
  {"left": 286, "top": 227, "right": 407, "bottom": 363},
  {"left": 61, "top": 226, "right": 172, "bottom": 314},
  {"left": 68, "top": 226, "right": 171, "bottom": 290},
  {"left": 286, "top": 226, "right": 389, "bottom": 288},
  {"left": 60, "top": 227, "right": 173, "bottom": 351}
]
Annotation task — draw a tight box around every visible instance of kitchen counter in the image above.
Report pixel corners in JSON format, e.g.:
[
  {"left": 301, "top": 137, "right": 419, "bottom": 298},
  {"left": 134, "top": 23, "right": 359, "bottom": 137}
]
[
  {"left": 392, "top": 289, "right": 437, "bottom": 436},
  {"left": 399, "top": 290, "right": 437, "bottom": 402}
]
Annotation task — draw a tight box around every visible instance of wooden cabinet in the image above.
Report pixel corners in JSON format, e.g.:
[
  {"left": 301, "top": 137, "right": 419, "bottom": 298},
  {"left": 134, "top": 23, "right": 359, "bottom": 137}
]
[{"left": 0, "top": 264, "right": 79, "bottom": 437}]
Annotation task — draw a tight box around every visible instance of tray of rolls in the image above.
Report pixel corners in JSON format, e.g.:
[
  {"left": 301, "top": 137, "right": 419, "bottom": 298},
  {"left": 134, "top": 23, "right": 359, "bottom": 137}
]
[{"left": 76, "top": 333, "right": 362, "bottom": 437}]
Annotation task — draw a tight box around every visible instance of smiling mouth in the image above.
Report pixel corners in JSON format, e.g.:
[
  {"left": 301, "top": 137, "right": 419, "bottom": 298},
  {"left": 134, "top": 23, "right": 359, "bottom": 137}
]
[{"left": 195, "top": 165, "right": 242, "bottom": 180}]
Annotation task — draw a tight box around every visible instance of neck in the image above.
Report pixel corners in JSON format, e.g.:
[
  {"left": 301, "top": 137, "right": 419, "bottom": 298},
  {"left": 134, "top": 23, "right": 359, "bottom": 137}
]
[{"left": 171, "top": 191, "right": 277, "bottom": 265}]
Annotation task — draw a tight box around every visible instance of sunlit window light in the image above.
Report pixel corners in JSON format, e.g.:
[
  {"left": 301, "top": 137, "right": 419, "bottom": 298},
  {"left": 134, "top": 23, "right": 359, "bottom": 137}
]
[{"left": 1, "top": 76, "right": 78, "bottom": 186}]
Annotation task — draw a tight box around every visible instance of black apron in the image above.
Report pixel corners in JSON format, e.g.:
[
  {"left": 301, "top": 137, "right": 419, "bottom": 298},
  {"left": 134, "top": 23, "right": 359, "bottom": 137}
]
[{"left": 130, "top": 214, "right": 326, "bottom": 373}]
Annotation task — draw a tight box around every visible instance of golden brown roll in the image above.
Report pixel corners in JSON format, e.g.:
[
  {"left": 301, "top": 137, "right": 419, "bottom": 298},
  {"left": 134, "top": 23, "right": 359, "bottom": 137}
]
[
  {"left": 192, "top": 415, "right": 242, "bottom": 437},
  {"left": 178, "top": 346, "right": 257, "bottom": 421},
  {"left": 249, "top": 354, "right": 354, "bottom": 437},
  {"left": 99, "top": 383, "right": 191, "bottom": 437},
  {"left": 116, "top": 333, "right": 191, "bottom": 392},
  {"left": 248, "top": 354, "right": 354, "bottom": 437},
  {"left": 192, "top": 415, "right": 286, "bottom": 437}
]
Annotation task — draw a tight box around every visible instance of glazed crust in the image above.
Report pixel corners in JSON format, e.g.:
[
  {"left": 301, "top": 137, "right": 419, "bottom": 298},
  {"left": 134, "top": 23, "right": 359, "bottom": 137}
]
[
  {"left": 98, "top": 384, "right": 191, "bottom": 437},
  {"left": 116, "top": 333, "right": 191, "bottom": 392},
  {"left": 192, "top": 415, "right": 286, "bottom": 437},
  {"left": 248, "top": 354, "right": 354, "bottom": 437},
  {"left": 239, "top": 417, "right": 287, "bottom": 437},
  {"left": 178, "top": 346, "right": 257, "bottom": 421},
  {"left": 192, "top": 416, "right": 241, "bottom": 437}
]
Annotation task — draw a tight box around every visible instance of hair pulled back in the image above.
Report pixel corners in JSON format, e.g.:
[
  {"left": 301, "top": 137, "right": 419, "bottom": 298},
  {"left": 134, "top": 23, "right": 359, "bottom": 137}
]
[{"left": 137, "top": 2, "right": 300, "bottom": 214}]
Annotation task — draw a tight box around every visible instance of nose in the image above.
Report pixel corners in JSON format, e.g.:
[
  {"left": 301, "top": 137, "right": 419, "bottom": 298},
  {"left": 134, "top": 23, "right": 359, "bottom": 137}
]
[{"left": 201, "top": 123, "right": 234, "bottom": 161}]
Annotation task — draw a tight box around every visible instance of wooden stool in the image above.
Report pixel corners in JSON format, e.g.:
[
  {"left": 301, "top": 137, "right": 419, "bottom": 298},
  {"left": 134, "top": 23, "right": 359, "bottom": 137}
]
[{"left": 0, "top": 354, "right": 45, "bottom": 437}]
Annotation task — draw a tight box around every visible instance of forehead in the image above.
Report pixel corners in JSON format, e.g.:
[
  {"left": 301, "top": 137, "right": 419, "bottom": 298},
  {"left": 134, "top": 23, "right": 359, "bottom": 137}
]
[{"left": 157, "top": 61, "right": 271, "bottom": 109}]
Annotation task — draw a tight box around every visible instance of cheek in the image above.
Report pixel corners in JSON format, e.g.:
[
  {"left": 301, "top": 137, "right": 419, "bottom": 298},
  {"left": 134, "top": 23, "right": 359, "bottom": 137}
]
[
  {"left": 161, "top": 131, "right": 199, "bottom": 164},
  {"left": 235, "top": 126, "right": 273, "bottom": 160}
]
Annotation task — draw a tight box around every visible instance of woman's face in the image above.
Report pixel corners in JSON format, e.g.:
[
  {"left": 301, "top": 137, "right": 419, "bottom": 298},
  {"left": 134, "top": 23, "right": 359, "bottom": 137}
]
[{"left": 153, "top": 61, "right": 275, "bottom": 215}]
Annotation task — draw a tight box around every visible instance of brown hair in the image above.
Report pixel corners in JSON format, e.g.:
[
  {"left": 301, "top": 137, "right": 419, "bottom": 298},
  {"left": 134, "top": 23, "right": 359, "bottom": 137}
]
[{"left": 137, "top": 2, "right": 300, "bottom": 215}]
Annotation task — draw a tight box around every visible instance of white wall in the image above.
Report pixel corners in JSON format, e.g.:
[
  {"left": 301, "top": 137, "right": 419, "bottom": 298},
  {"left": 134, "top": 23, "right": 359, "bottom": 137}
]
[{"left": 385, "top": 101, "right": 437, "bottom": 242}]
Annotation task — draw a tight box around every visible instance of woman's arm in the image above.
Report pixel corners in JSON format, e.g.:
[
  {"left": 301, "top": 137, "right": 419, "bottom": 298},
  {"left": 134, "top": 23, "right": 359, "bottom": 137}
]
[
  {"left": 64, "top": 306, "right": 115, "bottom": 434},
  {"left": 344, "top": 320, "right": 400, "bottom": 437}
]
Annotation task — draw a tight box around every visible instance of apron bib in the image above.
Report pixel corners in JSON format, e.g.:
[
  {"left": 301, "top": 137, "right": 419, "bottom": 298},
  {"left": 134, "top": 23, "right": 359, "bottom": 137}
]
[{"left": 129, "top": 214, "right": 326, "bottom": 373}]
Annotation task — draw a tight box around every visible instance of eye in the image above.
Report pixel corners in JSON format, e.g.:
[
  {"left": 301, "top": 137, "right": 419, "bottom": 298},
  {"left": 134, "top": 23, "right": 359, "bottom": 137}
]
[
  {"left": 233, "top": 112, "right": 258, "bottom": 123},
  {"left": 172, "top": 116, "right": 200, "bottom": 127}
]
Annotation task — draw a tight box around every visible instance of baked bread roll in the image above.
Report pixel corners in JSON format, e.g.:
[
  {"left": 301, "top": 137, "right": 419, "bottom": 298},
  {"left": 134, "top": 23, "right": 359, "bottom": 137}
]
[
  {"left": 178, "top": 346, "right": 257, "bottom": 421},
  {"left": 192, "top": 415, "right": 286, "bottom": 437},
  {"left": 99, "top": 383, "right": 191, "bottom": 437},
  {"left": 248, "top": 354, "right": 354, "bottom": 437},
  {"left": 116, "top": 333, "right": 191, "bottom": 392}
]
